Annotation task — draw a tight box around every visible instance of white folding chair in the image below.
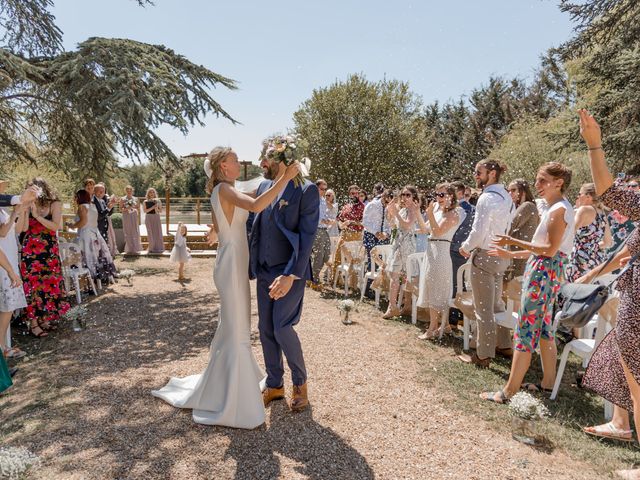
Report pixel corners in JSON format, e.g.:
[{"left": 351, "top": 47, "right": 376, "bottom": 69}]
[
  {"left": 449, "top": 262, "right": 474, "bottom": 350},
  {"left": 404, "top": 252, "right": 423, "bottom": 326},
  {"left": 59, "top": 242, "right": 98, "bottom": 304},
  {"left": 333, "top": 241, "right": 366, "bottom": 296},
  {"left": 550, "top": 298, "right": 615, "bottom": 400},
  {"left": 360, "top": 244, "right": 392, "bottom": 308}
]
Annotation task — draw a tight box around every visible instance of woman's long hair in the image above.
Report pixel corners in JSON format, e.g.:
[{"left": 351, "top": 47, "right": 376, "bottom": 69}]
[
  {"left": 435, "top": 182, "right": 457, "bottom": 212},
  {"left": 509, "top": 178, "right": 535, "bottom": 206},
  {"left": 27, "top": 177, "right": 59, "bottom": 207},
  {"left": 205, "top": 147, "right": 233, "bottom": 194}
]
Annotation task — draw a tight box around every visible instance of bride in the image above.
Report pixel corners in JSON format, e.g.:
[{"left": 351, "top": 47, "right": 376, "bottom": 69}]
[{"left": 151, "top": 146, "right": 300, "bottom": 429}]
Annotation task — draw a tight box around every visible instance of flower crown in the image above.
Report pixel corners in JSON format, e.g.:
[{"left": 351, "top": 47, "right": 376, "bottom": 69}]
[{"left": 262, "top": 134, "right": 311, "bottom": 187}]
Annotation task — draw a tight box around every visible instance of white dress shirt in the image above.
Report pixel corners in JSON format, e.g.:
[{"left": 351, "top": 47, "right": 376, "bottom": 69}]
[
  {"left": 461, "top": 184, "right": 514, "bottom": 252},
  {"left": 362, "top": 197, "right": 390, "bottom": 235}
]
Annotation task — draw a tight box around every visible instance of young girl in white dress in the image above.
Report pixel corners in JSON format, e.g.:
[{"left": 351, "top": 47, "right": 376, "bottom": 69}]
[{"left": 170, "top": 222, "right": 191, "bottom": 280}]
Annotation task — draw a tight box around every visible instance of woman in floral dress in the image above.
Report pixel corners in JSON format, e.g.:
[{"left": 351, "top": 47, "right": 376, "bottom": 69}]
[
  {"left": 566, "top": 183, "right": 610, "bottom": 282},
  {"left": 480, "top": 162, "right": 574, "bottom": 403},
  {"left": 382, "top": 186, "right": 419, "bottom": 319},
  {"left": 577, "top": 110, "right": 640, "bottom": 480},
  {"left": 17, "top": 178, "right": 70, "bottom": 336}
]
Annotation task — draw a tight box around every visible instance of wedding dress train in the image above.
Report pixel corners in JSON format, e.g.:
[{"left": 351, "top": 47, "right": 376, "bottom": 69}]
[{"left": 152, "top": 184, "right": 265, "bottom": 428}]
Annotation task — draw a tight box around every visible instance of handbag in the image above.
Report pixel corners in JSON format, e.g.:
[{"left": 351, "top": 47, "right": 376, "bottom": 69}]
[{"left": 558, "top": 241, "right": 639, "bottom": 328}]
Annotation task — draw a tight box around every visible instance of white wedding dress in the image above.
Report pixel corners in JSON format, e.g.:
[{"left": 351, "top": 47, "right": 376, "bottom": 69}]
[{"left": 151, "top": 185, "right": 265, "bottom": 429}]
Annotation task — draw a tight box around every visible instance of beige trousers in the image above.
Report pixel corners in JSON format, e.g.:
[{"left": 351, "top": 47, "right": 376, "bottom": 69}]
[{"left": 470, "top": 249, "right": 513, "bottom": 359}]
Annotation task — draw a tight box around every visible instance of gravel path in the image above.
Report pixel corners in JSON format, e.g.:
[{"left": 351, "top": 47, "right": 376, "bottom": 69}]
[{"left": 0, "top": 257, "right": 602, "bottom": 479}]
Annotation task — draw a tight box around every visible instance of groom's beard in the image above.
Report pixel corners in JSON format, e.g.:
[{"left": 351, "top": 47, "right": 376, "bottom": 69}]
[{"left": 262, "top": 162, "right": 280, "bottom": 180}]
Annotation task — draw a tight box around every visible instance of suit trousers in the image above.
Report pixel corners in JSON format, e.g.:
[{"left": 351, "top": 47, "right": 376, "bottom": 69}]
[
  {"left": 256, "top": 264, "right": 307, "bottom": 388},
  {"left": 470, "top": 249, "right": 512, "bottom": 359},
  {"left": 310, "top": 228, "right": 331, "bottom": 282}
]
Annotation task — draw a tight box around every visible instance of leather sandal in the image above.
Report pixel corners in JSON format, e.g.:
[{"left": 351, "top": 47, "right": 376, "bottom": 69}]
[
  {"left": 584, "top": 422, "right": 633, "bottom": 442},
  {"left": 480, "top": 390, "right": 509, "bottom": 404}
]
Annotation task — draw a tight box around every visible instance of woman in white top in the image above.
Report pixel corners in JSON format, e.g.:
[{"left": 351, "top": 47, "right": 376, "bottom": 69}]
[
  {"left": 481, "top": 162, "right": 575, "bottom": 404},
  {"left": 0, "top": 180, "right": 28, "bottom": 359},
  {"left": 415, "top": 183, "right": 461, "bottom": 339},
  {"left": 324, "top": 189, "right": 339, "bottom": 237}
]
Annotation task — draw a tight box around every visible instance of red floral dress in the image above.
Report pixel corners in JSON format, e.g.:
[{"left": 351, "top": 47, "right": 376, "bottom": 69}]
[{"left": 19, "top": 215, "right": 70, "bottom": 327}]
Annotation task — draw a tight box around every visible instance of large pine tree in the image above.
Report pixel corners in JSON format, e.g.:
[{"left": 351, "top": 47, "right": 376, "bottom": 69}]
[{"left": 0, "top": 0, "right": 237, "bottom": 177}]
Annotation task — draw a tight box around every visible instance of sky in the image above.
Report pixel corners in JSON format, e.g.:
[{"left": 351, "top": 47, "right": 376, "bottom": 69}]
[{"left": 52, "top": 0, "right": 577, "bottom": 164}]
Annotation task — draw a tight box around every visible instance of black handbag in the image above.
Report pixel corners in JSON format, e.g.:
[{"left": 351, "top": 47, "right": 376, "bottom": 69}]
[{"left": 558, "top": 247, "right": 639, "bottom": 328}]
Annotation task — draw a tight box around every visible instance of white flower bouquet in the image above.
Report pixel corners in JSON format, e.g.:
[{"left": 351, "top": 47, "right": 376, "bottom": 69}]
[
  {"left": 337, "top": 299, "right": 357, "bottom": 325},
  {"left": 119, "top": 269, "right": 135, "bottom": 285},
  {"left": 508, "top": 391, "right": 549, "bottom": 420},
  {"left": 0, "top": 447, "right": 40, "bottom": 479},
  {"left": 64, "top": 304, "right": 88, "bottom": 331}
]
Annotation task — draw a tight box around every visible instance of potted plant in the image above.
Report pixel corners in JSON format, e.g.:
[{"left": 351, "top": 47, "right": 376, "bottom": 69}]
[
  {"left": 508, "top": 391, "right": 549, "bottom": 446},
  {"left": 110, "top": 212, "right": 125, "bottom": 252}
]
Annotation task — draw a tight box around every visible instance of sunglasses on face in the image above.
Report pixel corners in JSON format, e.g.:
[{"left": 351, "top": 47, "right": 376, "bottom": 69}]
[
  {"left": 629, "top": 184, "right": 639, "bottom": 188},
  {"left": 401, "top": 193, "right": 412, "bottom": 198},
  {"left": 435, "top": 192, "right": 447, "bottom": 198}
]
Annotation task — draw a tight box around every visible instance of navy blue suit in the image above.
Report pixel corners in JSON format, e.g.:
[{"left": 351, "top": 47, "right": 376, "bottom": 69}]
[
  {"left": 249, "top": 179, "right": 319, "bottom": 388},
  {"left": 0, "top": 195, "right": 16, "bottom": 207}
]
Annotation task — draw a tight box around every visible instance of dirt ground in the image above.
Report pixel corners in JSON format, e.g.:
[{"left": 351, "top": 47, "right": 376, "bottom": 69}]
[{"left": 0, "top": 257, "right": 607, "bottom": 479}]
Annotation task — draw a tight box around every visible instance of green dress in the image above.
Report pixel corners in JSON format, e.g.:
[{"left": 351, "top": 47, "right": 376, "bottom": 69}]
[{"left": 0, "top": 354, "right": 12, "bottom": 393}]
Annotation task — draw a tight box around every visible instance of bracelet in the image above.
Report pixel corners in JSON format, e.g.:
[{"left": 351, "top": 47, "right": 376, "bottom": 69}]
[{"left": 588, "top": 146, "right": 603, "bottom": 151}]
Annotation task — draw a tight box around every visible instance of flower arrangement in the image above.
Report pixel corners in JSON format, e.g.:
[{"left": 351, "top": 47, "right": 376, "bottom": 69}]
[
  {"left": 123, "top": 197, "right": 137, "bottom": 210},
  {"left": 64, "top": 304, "right": 88, "bottom": 331},
  {"left": 337, "top": 299, "right": 358, "bottom": 325},
  {"left": 0, "top": 447, "right": 40, "bottom": 479},
  {"left": 262, "top": 134, "right": 311, "bottom": 187},
  {"left": 508, "top": 391, "right": 549, "bottom": 420},
  {"left": 119, "top": 269, "right": 135, "bottom": 285}
]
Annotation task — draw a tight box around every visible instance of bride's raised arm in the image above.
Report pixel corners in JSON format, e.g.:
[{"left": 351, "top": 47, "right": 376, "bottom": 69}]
[{"left": 218, "top": 162, "right": 300, "bottom": 213}]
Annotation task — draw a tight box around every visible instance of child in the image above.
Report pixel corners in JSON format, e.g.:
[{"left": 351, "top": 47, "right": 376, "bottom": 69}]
[{"left": 170, "top": 222, "right": 191, "bottom": 280}]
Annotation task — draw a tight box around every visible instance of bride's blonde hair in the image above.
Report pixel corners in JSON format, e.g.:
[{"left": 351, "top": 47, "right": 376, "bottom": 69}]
[{"left": 206, "top": 146, "right": 234, "bottom": 194}]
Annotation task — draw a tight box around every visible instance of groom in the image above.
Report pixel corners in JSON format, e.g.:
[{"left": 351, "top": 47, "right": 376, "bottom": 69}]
[{"left": 249, "top": 153, "right": 319, "bottom": 412}]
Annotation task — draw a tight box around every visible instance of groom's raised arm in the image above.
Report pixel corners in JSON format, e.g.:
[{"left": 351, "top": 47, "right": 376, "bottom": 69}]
[{"left": 285, "top": 183, "right": 319, "bottom": 279}]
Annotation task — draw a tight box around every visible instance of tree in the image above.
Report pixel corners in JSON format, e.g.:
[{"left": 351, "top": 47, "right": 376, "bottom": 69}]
[
  {"left": 558, "top": 0, "right": 640, "bottom": 174},
  {"left": 0, "top": 0, "right": 237, "bottom": 177},
  {"left": 293, "top": 74, "right": 431, "bottom": 198}
]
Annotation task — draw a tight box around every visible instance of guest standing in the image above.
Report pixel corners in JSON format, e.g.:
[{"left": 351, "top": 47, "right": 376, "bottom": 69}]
[
  {"left": 144, "top": 188, "right": 165, "bottom": 253},
  {"left": 362, "top": 184, "right": 391, "bottom": 274},
  {"left": 0, "top": 180, "right": 27, "bottom": 357},
  {"left": 17, "top": 178, "right": 70, "bottom": 335},
  {"left": 383, "top": 186, "right": 419, "bottom": 319},
  {"left": 578, "top": 110, "right": 640, "bottom": 480},
  {"left": 504, "top": 179, "right": 540, "bottom": 282},
  {"left": 94, "top": 183, "right": 118, "bottom": 256},
  {"left": 567, "top": 182, "right": 611, "bottom": 281},
  {"left": 324, "top": 189, "right": 339, "bottom": 238},
  {"left": 310, "top": 179, "right": 331, "bottom": 286},
  {"left": 459, "top": 160, "right": 514, "bottom": 367},
  {"left": 415, "top": 183, "right": 461, "bottom": 338},
  {"left": 481, "top": 162, "right": 574, "bottom": 402},
  {"left": 332, "top": 185, "right": 364, "bottom": 281},
  {"left": 67, "top": 190, "right": 117, "bottom": 282},
  {"left": 120, "top": 185, "right": 142, "bottom": 254}
]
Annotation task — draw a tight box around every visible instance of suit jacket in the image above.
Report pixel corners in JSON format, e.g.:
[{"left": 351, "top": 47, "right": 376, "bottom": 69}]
[
  {"left": 0, "top": 194, "right": 17, "bottom": 207},
  {"left": 249, "top": 180, "right": 320, "bottom": 281}
]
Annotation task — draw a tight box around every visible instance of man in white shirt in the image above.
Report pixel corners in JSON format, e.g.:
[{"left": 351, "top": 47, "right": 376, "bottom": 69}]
[
  {"left": 310, "top": 179, "right": 330, "bottom": 287},
  {"left": 362, "top": 184, "right": 391, "bottom": 296},
  {"left": 460, "top": 160, "right": 514, "bottom": 367}
]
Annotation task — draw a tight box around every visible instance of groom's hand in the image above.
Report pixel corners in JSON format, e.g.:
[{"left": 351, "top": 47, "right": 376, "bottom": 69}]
[{"left": 269, "top": 275, "right": 294, "bottom": 300}]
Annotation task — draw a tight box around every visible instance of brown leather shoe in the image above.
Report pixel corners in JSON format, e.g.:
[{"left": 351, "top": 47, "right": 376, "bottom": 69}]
[
  {"left": 495, "top": 347, "right": 514, "bottom": 359},
  {"left": 263, "top": 386, "right": 285, "bottom": 407},
  {"left": 458, "top": 352, "right": 491, "bottom": 368},
  {"left": 289, "top": 383, "right": 309, "bottom": 412}
]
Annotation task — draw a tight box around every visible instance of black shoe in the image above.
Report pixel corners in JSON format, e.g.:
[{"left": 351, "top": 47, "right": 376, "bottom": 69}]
[{"left": 9, "top": 367, "right": 18, "bottom": 377}]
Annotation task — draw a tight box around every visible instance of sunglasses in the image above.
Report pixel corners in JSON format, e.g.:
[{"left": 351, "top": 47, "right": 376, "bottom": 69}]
[
  {"left": 629, "top": 183, "right": 639, "bottom": 188},
  {"left": 435, "top": 192, "right": 447, "bottom": 198},
  {"left": 401, "top": 193, "right": 412, "bottom": 197}
]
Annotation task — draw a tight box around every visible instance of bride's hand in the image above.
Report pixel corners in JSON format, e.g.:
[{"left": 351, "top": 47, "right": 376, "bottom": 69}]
[{"left": 283, "top": 161, "right": 301, "bottom": 182}]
